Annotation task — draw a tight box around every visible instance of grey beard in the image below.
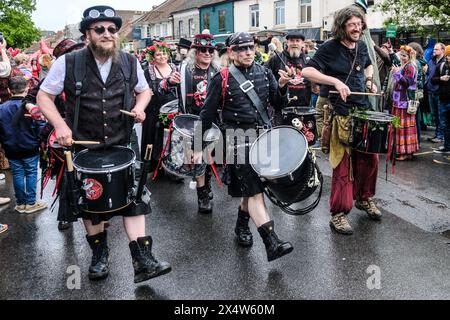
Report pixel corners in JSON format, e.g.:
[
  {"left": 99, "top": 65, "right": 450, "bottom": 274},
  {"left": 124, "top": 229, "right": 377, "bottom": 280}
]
[
  {"left": 290, "top": 49, "right": 301, "bottom": 58},
  {"left": 89, "top": 41, "right": 119, "bottom": 61}
]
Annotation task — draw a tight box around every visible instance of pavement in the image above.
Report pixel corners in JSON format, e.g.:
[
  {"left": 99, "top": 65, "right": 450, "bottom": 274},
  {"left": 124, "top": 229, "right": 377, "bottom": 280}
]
[{"left": 0, "top": 129, "right": 449, "bottom": 300}]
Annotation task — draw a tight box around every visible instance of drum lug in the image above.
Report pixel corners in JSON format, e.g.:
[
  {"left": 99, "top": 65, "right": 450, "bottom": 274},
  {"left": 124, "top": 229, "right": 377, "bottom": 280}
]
[
  {"left": 109, "top": 199, "right": 113, "bottom": 209},
  {"left": 107, "top": 172, "right": 112, "bottom": 183},
  {"left": 289, "top": 173, "right": 294, "bottom": 182},
  {"left": 77, "top": 172, "right": 82, "bottom": 181}
]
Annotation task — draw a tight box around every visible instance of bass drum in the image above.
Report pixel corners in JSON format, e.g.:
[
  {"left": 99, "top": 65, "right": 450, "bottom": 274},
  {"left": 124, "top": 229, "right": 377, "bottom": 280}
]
[
  {"left": 250, "top": 126, "right": 323, "bottom": 215},
  {"left": 73, "top": 146, "right": 136, "bottom": 214}
]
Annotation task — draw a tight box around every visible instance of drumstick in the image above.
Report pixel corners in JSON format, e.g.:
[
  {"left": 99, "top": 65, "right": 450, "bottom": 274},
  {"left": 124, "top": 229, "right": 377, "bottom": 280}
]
[
  {"left": 144, "top": 144, "right": 153, "bottom": 161},
  {"left": 72, "top": 140, "right": 101, "bottom": 145},
  {"left": 64, "top": 151, "right": 74, "bottom": 173},
  {"left": 120, "top": 109, "right": 136, "bottom": 117},
  {"left": 330, "top": 91, "right": 383, "bottom": 97}
]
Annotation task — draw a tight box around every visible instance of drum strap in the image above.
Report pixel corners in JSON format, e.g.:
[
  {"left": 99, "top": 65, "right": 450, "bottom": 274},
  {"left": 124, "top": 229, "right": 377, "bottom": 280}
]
[
  {"left": 229, "top": 65, "right": 271, "bottom": 126},
  {"left": 73, "top": 49, "right": 87, "bottom": 137},
  {"left": 118, "top": 52, "right": 134, "bottom": 144}
]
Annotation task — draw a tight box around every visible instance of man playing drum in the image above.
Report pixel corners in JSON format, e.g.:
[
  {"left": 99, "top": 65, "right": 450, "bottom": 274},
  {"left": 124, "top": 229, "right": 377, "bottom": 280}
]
[
  {"left": 166, "top": 33, "right": 221, "bottom": 214},
  {"left": 303, "top": 5, "right": 382, "bottom": 235},
  {"left": 37, "top": 5, "right": 172, "bottom": 283},
  {"left": 197, "top": 32, "right": 294, "bottom": 262}
]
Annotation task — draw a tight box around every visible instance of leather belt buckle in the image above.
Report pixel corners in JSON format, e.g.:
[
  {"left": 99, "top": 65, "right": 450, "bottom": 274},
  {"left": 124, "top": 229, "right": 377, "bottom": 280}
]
[{"left": 239, "top": 80, "right": 254, "bottom": 93}]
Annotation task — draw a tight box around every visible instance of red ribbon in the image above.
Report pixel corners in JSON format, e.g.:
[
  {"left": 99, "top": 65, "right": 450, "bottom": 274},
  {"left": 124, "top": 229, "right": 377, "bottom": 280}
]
[{"left": 153, "top": 122, "right": 174, "bottom": 181}]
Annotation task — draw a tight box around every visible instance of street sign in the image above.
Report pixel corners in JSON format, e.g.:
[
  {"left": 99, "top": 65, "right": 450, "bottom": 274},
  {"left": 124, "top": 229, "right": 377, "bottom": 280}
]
[{"left": 386, "top": 24, "right": 397, "bottom": 38}]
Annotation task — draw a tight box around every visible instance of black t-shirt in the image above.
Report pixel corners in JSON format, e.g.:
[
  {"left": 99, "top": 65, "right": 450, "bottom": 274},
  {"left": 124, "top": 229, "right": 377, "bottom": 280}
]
[
  {"left": 307, "top": 39, "right": 372, "bottom": 115},
  {"left": 192, "top": 66, "right": 209, "bottom": 111}
]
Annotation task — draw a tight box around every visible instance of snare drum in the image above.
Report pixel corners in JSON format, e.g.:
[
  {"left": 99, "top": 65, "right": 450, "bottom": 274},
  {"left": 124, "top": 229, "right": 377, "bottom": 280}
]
[
  {"left": 282, "top": 107, "right": 318, "bottom": 145},
  {"left": 162, "top": 114, "right": 221, "bottom": 178},
  {"left": 250, "top": 126, "right": 322, "bottom": 214},
  {"left": 350, "top": 111, "right": 394, "bottom": 154},
  {"left": 73, "top": 146, "right": 136, "bottom": 213}
]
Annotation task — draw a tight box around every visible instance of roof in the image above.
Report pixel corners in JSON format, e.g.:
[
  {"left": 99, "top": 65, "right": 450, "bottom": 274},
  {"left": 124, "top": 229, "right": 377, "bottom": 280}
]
[{"left": 135, "top": 0, "right": 186, "bottom": 25}]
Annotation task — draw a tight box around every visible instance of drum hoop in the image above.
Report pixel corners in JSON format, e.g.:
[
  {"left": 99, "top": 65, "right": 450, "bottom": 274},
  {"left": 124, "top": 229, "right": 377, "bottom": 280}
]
[
  {"left": 173, "top": 114, "right": 221, "bottom": 142},
  {"left": 159, "top": 100, "right": 179, "bottom": 114},
  {"left": 73, "top": 146, "right": 136, "bottom": 174},
  {"left": 250, "top": 126, "right": 308, "bottom": 180},
  {"left": 352, "top": 111, "right": 394, "bottom": 123},
  {"left": 282, "top": 107, "right": 316, "bottom": 115}
]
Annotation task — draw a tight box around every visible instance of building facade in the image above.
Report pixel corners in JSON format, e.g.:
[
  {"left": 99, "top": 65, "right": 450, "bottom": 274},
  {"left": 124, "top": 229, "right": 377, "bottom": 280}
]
[{"left": 199, "top": 1, "right": 234, "bottom": 42}]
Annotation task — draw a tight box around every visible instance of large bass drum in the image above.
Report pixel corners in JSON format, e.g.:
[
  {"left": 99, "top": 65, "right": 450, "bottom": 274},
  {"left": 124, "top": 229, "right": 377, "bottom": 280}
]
[
  {"left": 73, "top": 146, "right": 136, "bottom": 214},
  {"left": 250, "top": 126, "right": 323, "bottom": 215}
]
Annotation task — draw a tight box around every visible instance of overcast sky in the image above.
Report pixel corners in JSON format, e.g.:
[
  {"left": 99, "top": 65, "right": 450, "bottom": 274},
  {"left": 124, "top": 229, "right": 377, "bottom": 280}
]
[{"left": 32, "top": 0, "right": 165, "bottom": 31}]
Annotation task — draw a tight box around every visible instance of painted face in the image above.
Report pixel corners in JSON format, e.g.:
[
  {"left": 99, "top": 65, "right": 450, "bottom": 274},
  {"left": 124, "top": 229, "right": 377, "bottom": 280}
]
[
  {"left": 229, "top": 45, "right": 255, "bottom": 68},
  {"left": 344, "top": 16, "right": 363, "bottom": 43}
]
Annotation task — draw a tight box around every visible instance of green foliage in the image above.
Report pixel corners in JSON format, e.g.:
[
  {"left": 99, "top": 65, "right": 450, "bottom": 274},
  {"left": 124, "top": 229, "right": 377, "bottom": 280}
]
[
  {"left": 376, "top": 0, "right": 449, "bottom": 37},
  {"left": 0, "top": 0, "right": 41, "bottom": 48}
]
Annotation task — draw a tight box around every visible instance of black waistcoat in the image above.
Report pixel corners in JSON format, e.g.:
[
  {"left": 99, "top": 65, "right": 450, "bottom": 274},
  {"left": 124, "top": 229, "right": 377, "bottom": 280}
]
[
  {"left": 222, "top": 63, "right": 271, "bottom": 126},
  {"left": 64, "top": 48, "right": 138, "bottom": 149}
]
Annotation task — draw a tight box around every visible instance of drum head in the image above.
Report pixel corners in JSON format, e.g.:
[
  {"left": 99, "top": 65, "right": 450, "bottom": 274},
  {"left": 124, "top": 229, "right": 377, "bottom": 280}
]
[
  {"left": 173, "top": 114, "right": 221, "bottom": 142},
  {"left": 73, "top": 146, "right": 135, "bottom": 172},
  {"left": 159, "top": 100, "right": 179, "bottom": 115},
  {"left": 250, "top": 127, "right": 308, "bottom": 179}
]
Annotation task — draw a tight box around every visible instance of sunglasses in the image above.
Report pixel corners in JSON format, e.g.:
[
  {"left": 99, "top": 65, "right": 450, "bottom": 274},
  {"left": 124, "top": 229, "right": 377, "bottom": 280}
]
[
  {"left": 232, "top": 45, "right": 255, "bottom": 52},
  {"left": 88, "top": 8, "right": 116, "bottom": 19},
  {"left": 89, "top": 26, "right": 119, "bottom": 35},
  {"left": 199, "top": 47, "right": 215, "bottom": 54}
]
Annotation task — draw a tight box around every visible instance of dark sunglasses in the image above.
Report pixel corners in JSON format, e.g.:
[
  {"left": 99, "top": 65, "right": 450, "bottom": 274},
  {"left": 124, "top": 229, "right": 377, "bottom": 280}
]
[
  {"left": 89, "top": 26, "right": 119, "bottom": 35},
  {"left": 199, "top": 47, "right": 215, "bottom": 54},
  {"left": 232, "top": 45, "right": 255, "bottom": 52}
]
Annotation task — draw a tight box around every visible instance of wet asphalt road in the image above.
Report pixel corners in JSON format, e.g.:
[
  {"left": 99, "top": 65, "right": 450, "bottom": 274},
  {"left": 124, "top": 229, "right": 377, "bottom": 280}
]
[{"left": 0, "top": 130, "right": 449, "bottom": 300}]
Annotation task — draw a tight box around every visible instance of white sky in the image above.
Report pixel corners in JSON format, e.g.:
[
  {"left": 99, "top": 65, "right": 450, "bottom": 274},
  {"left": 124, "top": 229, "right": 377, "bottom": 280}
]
[{"left": 32, "top": 0, "right": 165, "bottom": 31}]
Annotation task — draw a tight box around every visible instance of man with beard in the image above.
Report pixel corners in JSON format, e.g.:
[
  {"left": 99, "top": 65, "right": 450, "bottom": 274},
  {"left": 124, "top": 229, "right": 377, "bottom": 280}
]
[
  {"left": 166, "top": 33, "right": 221, "bottom": 214},
  {"left": 37, "top": 6, "right": 172, "bottom": 283},
  {"left": 303, "top": 6, "right": 381, "bottom": 235},
  {"left": 266, "top": 31, "right": 311, "bottom": 110},
  {"left": 196, "top": 32, "right": 294, "bottom": 262}
]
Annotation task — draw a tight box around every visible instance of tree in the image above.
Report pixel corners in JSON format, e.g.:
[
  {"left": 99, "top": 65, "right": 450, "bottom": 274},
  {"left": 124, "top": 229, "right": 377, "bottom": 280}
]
[
  {"left": 376, "top": 0, "right": 449, "bottom": 37},
  {"left": 0, "top": 0, "right": 41, "bottom": 48}
]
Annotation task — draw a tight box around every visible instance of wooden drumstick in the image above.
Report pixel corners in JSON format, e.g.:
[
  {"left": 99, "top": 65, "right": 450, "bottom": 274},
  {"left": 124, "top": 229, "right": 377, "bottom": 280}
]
[
  {"left": 64, "top": 151, "right": 74, "bottom": 173},
  {"left": 144, "top": 144, "right": 153, "bottom": 161},
  {"left": 330, "top": 91, "right": 383, "bottom": 97},
  {"left": 120, "top": 109, "right": 136, "bottom": 117},
  {"left": 71, "top": 140, "right": 101, "bottom": 146}
]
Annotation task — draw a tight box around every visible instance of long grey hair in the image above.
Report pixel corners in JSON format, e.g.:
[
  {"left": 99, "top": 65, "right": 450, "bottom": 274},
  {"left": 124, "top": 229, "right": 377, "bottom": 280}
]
[{"left": 184, "top": 48, "right": 221, "bottom": 72}]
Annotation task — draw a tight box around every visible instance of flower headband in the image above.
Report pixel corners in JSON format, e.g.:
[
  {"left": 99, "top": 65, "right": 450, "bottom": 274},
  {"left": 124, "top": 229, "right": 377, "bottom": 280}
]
[
  {"left": 143, "top": 42, "right": 171, "bottom": 61},
  {"left": 400, "top": 45, "right": 413, "bottom": 54}
]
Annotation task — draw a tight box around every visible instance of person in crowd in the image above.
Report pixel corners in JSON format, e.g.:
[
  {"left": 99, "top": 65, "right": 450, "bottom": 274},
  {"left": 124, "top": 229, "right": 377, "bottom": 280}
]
[
  {"left": 391, "top": 45, "right": 419, "bottom": 161},
  {"left": 432, "top": 45, "right": 450, "bottom": 154},
  {"left": 0, "top": 76, "right": 48, "bottom": 214},
  {"left": 0, "top": 195, "right": 10, "bottom": 234},
  {"left": 425, "top": 43, "right": 446, "bottom": 143},
  {"left": 31, "top": 58, "right": 41, "bottom": 79}
]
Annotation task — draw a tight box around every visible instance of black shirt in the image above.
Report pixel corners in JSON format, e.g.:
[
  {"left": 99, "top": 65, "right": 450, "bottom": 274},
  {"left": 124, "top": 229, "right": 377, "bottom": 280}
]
[
  {"left": 307, "top": 39, "right": 372, "bottom": 116},
  {"left": 191, "top": 66, "right": 209, "bottom": 112}
]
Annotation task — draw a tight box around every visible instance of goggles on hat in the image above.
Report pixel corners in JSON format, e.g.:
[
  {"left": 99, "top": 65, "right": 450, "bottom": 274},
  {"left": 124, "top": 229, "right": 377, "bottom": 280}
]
[
  {"left": 88, "top": 8, "right": 116, "bottom": 19},
  {"left": 199, "top": 39, "right": 217, "bottom": 47}
]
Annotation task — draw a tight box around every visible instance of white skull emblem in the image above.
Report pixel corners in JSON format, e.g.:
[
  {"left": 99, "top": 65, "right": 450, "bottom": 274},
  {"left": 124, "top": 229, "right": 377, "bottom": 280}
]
[{"left": 292, "top": 118, "right": 303, "bottom": 130}]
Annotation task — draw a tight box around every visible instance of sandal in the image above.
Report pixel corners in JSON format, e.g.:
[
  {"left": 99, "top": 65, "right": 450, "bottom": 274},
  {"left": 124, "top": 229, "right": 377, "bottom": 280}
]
[{"left": 0, "top": 224, "right": 8, "bottom": 234}]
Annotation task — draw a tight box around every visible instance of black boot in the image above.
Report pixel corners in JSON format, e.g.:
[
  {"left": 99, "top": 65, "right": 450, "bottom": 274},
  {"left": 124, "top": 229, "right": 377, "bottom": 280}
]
[
  {"left": 235, "top": 208, "right": 253, "bottom": 247},
  {"left": 86, "top": 231, "right": 109, "bottom": 280},
  {"left": 129, "top": 236, "right": 172, "bottom": 284},
  {"left": 197, "top": 186, "right": 213, "bottom": 214},
  {"left": 258, "top": 221, "right": 293, "bottom": 262},
  {"left": 205, "top": 170, "right": 213, "bottom": 200}
]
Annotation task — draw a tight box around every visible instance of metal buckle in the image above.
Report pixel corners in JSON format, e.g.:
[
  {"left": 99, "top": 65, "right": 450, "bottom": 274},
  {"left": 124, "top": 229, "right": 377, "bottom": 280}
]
[{"left": 239, "top": 80, "right": 254, "bottom": 93}]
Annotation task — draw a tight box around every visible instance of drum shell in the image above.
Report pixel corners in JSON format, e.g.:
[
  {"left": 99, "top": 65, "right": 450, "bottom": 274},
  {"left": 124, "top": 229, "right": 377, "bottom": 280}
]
[
  {"left": 76, "top": 167, "right": 135, "bottom": 213},
  {"left": 262, "top": 152, "right": 317, "bottom": 204},
  {"left": 282, "top": 107, "right": 318, "bottom": 145},
  {"left": 351, "top": 117, "right": 392, "bottom": 154},
  {"left": 73, "top": 147, "right": 136, "bottom": 214}
]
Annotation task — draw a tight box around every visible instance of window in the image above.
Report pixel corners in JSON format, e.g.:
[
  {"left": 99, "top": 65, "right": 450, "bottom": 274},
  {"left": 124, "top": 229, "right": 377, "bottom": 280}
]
[
  {"left": 162, "top": 23, "right": 168, "bottom": 37},
  {"left": 218, "top": 10, "right": 226, "bottom": 32},
  {"left": 250, "top": 4, "right": 259, "bottom": 28},
  {"left": 300, "top": 0, "right": 311, "bottom": 24},
  {"left": 179, "top": 20, "right": 184, "bottom": 38},
  {"left": 275, "top": 1, "right": 285, "bottom": 25},
  {"left": 155, "top": 24, "right": 161, "bottom": 37},
  {"left": 145, "top": 25, "right": 151, "bottom": 38},
  {"left": 203, "top": 12, "right": 210, "bottom": 30},
  {"left": 189, "top": 18, "right": 195, "bottom": 37}
]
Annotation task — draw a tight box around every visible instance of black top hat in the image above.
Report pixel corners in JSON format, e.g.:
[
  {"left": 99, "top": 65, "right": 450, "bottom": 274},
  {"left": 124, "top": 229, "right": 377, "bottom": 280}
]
[
  {"left": 79, "top": 5, "right": 122, "bottom": 35},
  {"left": 286, "top": 31, "right": 305, "bottom": 41},
  {"left": 177, "top": 38, "right": 192, "bottom": 50}
]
